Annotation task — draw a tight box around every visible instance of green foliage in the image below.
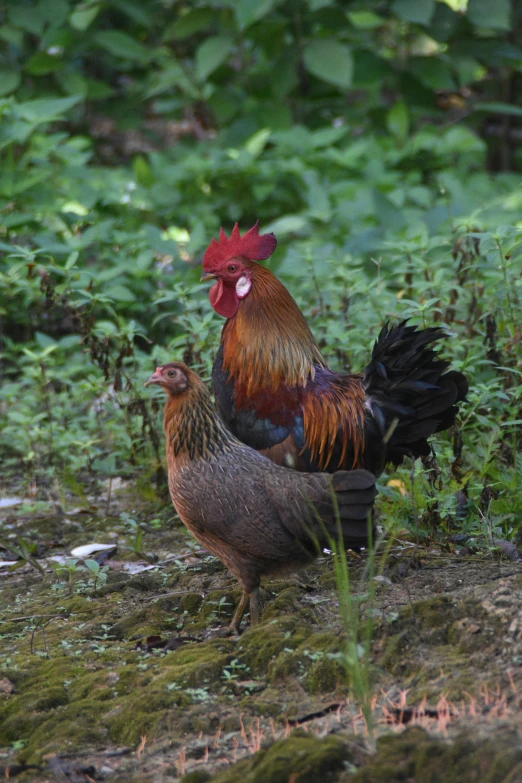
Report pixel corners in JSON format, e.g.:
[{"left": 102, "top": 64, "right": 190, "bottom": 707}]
[
  {"left": 83, "top": 559, "right": 110, "bottom": 593},
  {"left": 329, "top": 518, "right": 377, "bottom": 735},
  {"left": 0, "top": 535, "right": 45, "bottom": 574},
  {"left": 0, "top": 0, "right": 521, "bottom": 547},
  {"left": 51, "top": 558, "right": 83, "bottom": 594}
]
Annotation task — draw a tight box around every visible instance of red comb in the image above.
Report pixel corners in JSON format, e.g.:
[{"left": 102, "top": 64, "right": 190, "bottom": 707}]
[{"left": 202, "top": 221, "right": 277, "bottom": 270}]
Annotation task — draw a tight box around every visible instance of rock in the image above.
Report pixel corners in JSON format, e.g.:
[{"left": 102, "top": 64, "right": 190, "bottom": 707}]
[
  {"left": 230, "top": 680, "right": 267, "bottom": 695},
  {"left": 0, "top": 678, "right": 15, "bottom": 694}
]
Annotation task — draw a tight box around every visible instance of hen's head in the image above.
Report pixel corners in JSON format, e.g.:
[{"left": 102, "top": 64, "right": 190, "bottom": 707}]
[
  {"left": 144, "top": 362, "right": 190, "bottom": 395},
  {"left": 201, "top": 221, "right": 277, "bottom": 318}
]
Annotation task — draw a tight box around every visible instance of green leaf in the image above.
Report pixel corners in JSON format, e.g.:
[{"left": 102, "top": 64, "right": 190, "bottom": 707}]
[
  {"left": 244, "top": 128, "right": 271, "bottom": 157},
  {"left": 410, "top": 58, "right": 456, "bottom": 91},
  {"left": 392, "top": 0, "right": 435, "bottom": 25},
  {"left": 84, "top": 559, "right": 100, "bottom": 574},
  {"left": 15, "top": 96, "right": 82, "bottom": 125},
  {"left": 86, "top": 78, "right": 115, "bottom": 99},
  {"left": 234, "top": 0, "right": 275, "bottom": 30},
  {"left": 430, "top": 2, "right": 458, "bottom": 41},
  {"left": 25, "top": 52, "right": 63, "bottom": 76},
  {"left": 69, "top": 3, "right": 101, "bottom": 31},
  {"left": 65, "top": 251, "right": 79, "bottom": 269},
  {"left": 134, "top": 155, "right": 155, "bottom": 187},
  {"left": 260, "top": 104, "right": 293, "bottom": 131},
  {"left": 387, "top": 101, "right": 410, "bottom": 143},
  {"left": 454, "top": 56, "right": 486, "bottom": 86},
  {"left": 164, "top": 9, "right": 215, "bottom": 40},
  {"left": 38, "top": 0, "right": 70, "bottom": 26},
  {"left": 270, "top": 58, "right": 299, "bottom": 101},
  {"left": 58, "top": 70, "right": 89, "bottom": 97},
  {"left": 95, "top": 31, "right": 151, "bottom": 63},
  {"left": 439, "top": 0, "right": 465, "bottom": 9},
  {"left": 467, "top": 0, "right": 511, "bottom": 30},
  {"left": 474, "top": 102, "right": 522, "bottom": 117},
  {"left": 207, "top": 87, "right": 241, "bottom": 123},
  {"left": 195, "top": 36, "right": 233, "bottom": 82},
  {"left": 308, "top": 0, "right": 333, "bottom": 9},
  {"left": 303, "top": 40, "right": 353, "bottom": 90},
  {"left": 303, "top": 170, "right": 331, "bottom": 221},
  {"left": 112, "top": 0, "right": 154, "bottom": 27},
  {"left": 94, "top": 320, "right": 118, "bottom": 336},
  {"left": 35, "top": 331, "right": 57, "bottom": 348},
  {"left": 0, "top": 68, "right": 21, "bottom": 97},
  {"left": 0, "top": 170, "right": 49, "bottom": 197},
  {"left": 348, "top": 11, "right": 384, "bottom": 29},
  {"left": 103, "top": 284, "right": 136, "bottom": 302},
  {"left": 145, "top": 62, "right": 199, "bottom": 98},
  {"left": 8, "top": 410, "right": 31, "bottom": 425},
  {"left": 353, "top": 51, "right": 389, "bottom": 86},
  {"left": 263, "top": 215, "right": 308, "bottom": 235},
  {"left": 8, "top": 5, "right": 45, "bottom": 35},
  {"left": 0, "top": 25, "right": 24, "bottom": 48},
  {"left": 310, "top": 126, "right": 347, "bottom": 148},
  {"left": 443, "top": 126, "right": 485, "bottom": 154}
]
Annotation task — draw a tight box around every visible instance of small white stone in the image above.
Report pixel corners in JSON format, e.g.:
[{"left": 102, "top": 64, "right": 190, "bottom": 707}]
[
  {"left": 70, "top": 543, "right": 116, "bottom": 558},
  {"left": 0, "top": 498, "right": 23, "bottom": 508}
]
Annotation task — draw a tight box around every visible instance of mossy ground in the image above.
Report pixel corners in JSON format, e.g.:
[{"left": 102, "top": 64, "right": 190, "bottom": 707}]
[{"left": 1, "top": 487, "right": 522, "bottom": 781}]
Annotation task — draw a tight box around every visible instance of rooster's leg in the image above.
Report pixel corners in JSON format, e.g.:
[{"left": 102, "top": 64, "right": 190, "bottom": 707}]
[
  {"left": 249, "top": 587, "right": 261, "bottom": 626},
  {"left": 228, "top": 590, "right": 249, "bottom": 635}
]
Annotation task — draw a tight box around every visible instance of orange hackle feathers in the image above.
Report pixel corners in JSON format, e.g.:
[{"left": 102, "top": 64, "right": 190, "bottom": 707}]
[
  {"left": 221, "top": 262, "right": 324, "bottom": 395},
  {"left": 203, "top": 221, "right": 277, "bottom": 270},
  {"left": 302, "top": 378, "right": 365, "bottom": 470},
  {"left": 220, "top": 261, "right": 366, "bottom": 470}
]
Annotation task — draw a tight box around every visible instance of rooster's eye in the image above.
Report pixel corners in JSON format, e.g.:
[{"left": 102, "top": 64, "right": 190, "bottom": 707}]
[{"left": 228, "top": 265, "right": 237, "bottom": 273}]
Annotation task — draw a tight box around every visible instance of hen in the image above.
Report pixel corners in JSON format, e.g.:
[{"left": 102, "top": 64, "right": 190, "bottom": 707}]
[
  {"left": 145, "top": 362, "right": 376, "bottom": 633},
  {"left": 201, "top": 222, "right": 468, "bottom": 476}
]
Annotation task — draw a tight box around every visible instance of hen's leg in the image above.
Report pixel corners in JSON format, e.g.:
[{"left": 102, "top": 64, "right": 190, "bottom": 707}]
[
  {"left": 228, "top": 590, "right": 249, "bottom": 635},
  {"left": 249, "top": 587, "right": 261, "bottom": 626}
]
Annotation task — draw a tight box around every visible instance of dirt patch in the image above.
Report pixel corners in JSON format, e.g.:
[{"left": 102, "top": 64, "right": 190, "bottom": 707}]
[{"left": 1, "top": 492, "right": 522, "bottom": 781}]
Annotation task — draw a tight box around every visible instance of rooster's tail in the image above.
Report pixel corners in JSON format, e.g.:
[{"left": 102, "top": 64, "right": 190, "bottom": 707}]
[
  {"left": 306, "top": 469, "right": 376, "bottom": 552},
  {"left": 363, "top": 321, "right": 468, "bottom": 471}
]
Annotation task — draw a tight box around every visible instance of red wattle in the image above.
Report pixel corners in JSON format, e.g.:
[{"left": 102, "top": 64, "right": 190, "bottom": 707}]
[{"left": 209, "top": 280, "right": 239, "bottom": 319}]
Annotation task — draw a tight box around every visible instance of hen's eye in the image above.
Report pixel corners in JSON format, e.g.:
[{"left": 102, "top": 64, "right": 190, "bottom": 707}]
[
  {"left": 228, "top": 264, "right": 237, "bottom": 273},
  {"left": 167, "top": 370, "right": 175, "bottom": 377}
]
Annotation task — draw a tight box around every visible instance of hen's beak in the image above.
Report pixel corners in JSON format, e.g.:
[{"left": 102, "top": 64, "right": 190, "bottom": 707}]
[
  {"left": 144, "top": 369, "right": 163, "bottom": 387},
  {"left": 200, "top": 272, "right": 217, "bottom": 283}
]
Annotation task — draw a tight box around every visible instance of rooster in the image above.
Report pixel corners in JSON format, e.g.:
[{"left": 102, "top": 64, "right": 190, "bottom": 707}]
[
  {"left": 145, "top": 362, "right": 376, "bottom": 633},
  {"left": 201, "top": 222, "right": 468, "bottom": 476}
]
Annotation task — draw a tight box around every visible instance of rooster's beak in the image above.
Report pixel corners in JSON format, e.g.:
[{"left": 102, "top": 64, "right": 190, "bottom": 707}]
[
  {"left": 144, "top": 369, "right": 162, "bottom": 387},
  {"left": 200, "top": 272, "right": 217, "bottom": 282}
]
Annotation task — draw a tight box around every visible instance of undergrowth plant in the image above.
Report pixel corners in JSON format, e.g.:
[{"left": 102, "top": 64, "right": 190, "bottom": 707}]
[
  {"left": 330, "top": 520, "right": 377, "bottom": 739},
  {"left": 326, "top": 506, "right": 397, "bottom": 741},
  {"left": 0, "top": 0, "right": 521, "bottom": 550}
]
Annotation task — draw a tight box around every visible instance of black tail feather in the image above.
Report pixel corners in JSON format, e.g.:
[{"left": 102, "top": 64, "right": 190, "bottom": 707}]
[
  {"left": 363, "top": 321, "right": 467, "bottom": 469},
  {"left": 331, "top": 470, "right": 376, "bottom": 492},
  {"left": 316, "top": 468, "right": 376, "bottom": 550}
]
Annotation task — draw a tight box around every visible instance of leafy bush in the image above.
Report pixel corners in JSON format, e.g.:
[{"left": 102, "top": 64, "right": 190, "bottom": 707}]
[{"left": 0, "top": 0, "right": 521, "bottom": 544}]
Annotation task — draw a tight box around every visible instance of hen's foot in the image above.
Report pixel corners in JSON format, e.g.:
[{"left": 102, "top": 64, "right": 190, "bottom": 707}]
[
  {"left": 205, "top": 588, "right": 260, "bottom": 637},
  {"left": 250, "top": 586, "right": 261, "bottom": 626}
]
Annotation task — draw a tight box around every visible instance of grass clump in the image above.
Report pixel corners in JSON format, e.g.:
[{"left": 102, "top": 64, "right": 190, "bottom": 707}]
[{"left": 211, "top": 731, "right": 354, "bottom": 783}]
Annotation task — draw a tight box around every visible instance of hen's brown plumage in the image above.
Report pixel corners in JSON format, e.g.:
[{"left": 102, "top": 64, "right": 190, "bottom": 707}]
[{"left": 145, "top": 362, "right": 376, "bottom": 633}]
